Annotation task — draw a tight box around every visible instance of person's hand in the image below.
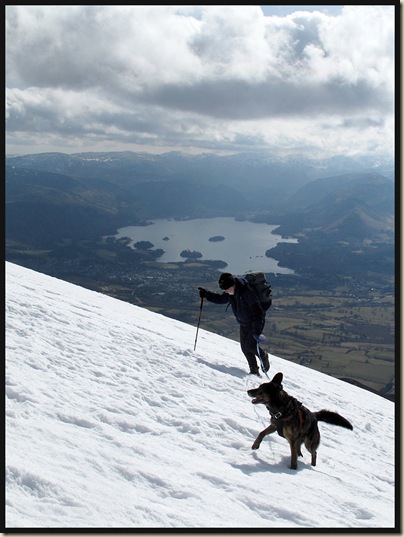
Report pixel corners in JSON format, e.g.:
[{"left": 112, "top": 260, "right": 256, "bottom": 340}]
[
  {"left": 198, "top": 287, "right": 208, "bottom": 299},
  {"left": 253, "top": 334, "right": 266, "bottom": 343}
]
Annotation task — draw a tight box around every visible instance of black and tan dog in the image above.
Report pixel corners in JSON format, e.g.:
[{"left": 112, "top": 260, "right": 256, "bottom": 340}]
[{"left": 247, "top": 372, "right": 353, "bottom": 469}]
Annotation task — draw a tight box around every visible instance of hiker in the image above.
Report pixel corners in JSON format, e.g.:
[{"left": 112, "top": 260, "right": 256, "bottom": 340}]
[{"left": 198, "top": 272, "right": 270, "bottom": 376}]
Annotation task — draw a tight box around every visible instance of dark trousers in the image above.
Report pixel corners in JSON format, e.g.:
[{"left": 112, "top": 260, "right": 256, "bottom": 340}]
[{"left": 239, "top": 325, "right": 266, "bottom": 372}]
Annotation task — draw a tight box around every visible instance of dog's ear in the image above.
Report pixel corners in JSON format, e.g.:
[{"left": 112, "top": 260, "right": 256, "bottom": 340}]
[{"left": 272, "top": 372, "right": 283, "bottom": 386}]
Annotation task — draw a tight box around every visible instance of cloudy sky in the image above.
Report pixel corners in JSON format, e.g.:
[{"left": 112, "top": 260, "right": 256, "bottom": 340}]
[{"left": 6, "top": 5, "right": 396, "bottom": 159}]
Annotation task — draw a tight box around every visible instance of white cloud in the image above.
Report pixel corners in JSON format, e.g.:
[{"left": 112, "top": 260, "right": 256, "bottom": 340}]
[{"left": 6, "top": 5, "right": 396, "bottom": 158}]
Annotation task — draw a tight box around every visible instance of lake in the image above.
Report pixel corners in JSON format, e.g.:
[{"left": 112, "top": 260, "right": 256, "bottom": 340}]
[{"left": 115, "top": 217, "right": 298, "bottom": 275}]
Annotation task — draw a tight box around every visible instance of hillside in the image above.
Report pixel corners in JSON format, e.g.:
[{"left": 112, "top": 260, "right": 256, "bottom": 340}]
[
  {"left": 5, "top": 262, "right": 396, "bottom": 529},
  {"left": 6, "top": 151, "right": 394, "bottom": 226}
]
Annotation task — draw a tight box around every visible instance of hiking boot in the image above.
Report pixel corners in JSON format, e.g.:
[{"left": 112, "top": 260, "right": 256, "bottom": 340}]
[
  {"left": 249, "top": 369, "right": 261, "bottom": 377},
  {"left": 261, "top": 352, "right": 270, "bottom": 373}
]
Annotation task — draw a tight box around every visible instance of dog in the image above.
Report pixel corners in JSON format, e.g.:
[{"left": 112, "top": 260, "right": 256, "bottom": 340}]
[{"left": 247, "top": 372, "right": 353, "bottom": 470}]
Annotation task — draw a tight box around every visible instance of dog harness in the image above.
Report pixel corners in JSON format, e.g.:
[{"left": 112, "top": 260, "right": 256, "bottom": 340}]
[{"left": 268, "top": 397, "right": 304, "bottom": 437}]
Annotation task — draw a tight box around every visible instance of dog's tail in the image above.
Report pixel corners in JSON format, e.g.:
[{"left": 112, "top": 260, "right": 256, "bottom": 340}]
[{"left": 314, "top": 410, "right": 353, "bottom": 430}]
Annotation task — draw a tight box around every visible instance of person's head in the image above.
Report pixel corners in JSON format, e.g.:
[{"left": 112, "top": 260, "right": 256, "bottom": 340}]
[{"left": 218, "top": 273, "right": 236, "bottom": 294}]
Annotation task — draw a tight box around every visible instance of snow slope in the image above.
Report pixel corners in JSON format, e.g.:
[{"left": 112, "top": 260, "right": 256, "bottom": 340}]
[{"left": 5, "top": 262, "right": 397, "bottom": 529}]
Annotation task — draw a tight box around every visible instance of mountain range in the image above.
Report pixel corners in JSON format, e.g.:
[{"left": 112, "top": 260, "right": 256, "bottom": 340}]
[{"left": 6, "top": 151, "right": 395, "bottom": 247}]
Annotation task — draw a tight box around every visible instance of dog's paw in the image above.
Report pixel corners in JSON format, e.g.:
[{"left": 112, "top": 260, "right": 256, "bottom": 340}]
[{"left": 251, "top": 442, "right": 260, "bottom": 450}]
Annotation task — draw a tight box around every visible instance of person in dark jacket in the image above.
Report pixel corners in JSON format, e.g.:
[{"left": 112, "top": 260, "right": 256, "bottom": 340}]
[{"left": 198, "top": 272, "right": 270, "bottom": 376}]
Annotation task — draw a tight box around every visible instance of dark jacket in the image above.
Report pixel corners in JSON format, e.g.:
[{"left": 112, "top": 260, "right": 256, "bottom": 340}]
[{"left": 204, "top": 277, "right": 265, "bottom": 334}]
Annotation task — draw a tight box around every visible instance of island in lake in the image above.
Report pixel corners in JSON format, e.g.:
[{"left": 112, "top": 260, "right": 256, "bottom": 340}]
[{"left": 180, "top": 250, "right": 203, "bottom": 259}]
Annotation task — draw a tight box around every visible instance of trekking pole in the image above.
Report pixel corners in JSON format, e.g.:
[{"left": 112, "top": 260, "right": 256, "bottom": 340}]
[{"left": 194, "top": 297, "right": 204, "bottom": 351}]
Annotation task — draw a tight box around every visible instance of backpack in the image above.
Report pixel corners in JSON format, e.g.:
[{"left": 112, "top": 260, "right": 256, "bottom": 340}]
[{"left": 244, "top": 272, "right": 272, "bottom": 311}]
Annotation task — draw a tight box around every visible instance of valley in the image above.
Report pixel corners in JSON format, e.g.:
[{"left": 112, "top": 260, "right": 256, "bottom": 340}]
[
  {"left": 6, "top": 150, "right": 396, "bottom": 400},
  {"left": 7, "top": 232, "right": 395, "bottom": 400}
]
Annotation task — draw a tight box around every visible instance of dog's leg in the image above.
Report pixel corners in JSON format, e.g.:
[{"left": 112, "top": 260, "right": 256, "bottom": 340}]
[
  {"left": 252, "top": 424, "right": 276, "bottom": 450},
  {"left": 290, "top": 441, "right": 300, "bottom": 470},
  {"left": 311, "top": 450, "right": 317, "bottom": 466},
  {"left": 305, "top": 427, "right": 320, "bottom": 466}
]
